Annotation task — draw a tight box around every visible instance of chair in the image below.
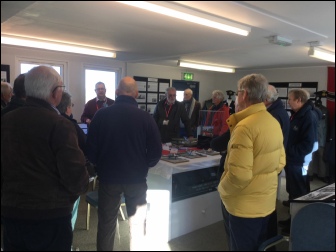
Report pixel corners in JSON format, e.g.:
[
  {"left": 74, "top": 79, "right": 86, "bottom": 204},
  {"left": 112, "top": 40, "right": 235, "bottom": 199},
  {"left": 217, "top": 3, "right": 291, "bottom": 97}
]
[
  {"left": 259, "top": 202, "right": 335, "bottom": 251},
  {"left": 85, "top": 190, "right": 126, "bottom": 230}
]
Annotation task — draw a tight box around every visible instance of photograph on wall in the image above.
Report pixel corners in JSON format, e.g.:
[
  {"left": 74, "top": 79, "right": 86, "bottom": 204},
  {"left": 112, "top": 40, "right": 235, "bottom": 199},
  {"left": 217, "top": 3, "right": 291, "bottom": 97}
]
[
  {"left": 159, "top": 93, "right": 166, "bottom": 101},
  {"left": 288, "top": 83, "right": 302, "bottom": 88},
  {"left": 159, "top": 82, "right": 169, "bottom": 92},
  {"left": 137, "top": 81, "right": 147, "bottom": 92},
  {"left": 136, "top": 92, "right": 146, "bottom": 103},
  {"left": 276, "top": 88, "right": 287, "bottom": 98},
  {"left": 1, "top": 64, "right": 10, "bottom": 82},
  {"left": 305, "top": 88, "right": 317, "bottom": 98},
  {"left": 147, "top": 104, "right": 156, "bottom": 114},
  {"left": 147, "top": 81, "right": 158, "bottom": 92},
  {"left": 138, "top": 104, "right": 146, "bottom": 111},
  {"left": 147, "top": 93, "right": 158, "bottom": 103}
]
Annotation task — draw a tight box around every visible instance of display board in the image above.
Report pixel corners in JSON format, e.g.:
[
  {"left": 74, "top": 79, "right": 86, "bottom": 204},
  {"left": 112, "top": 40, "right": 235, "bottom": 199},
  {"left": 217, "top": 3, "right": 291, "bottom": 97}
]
[{"left": 134, "top": 76, "right": 170, "bottom": 115}]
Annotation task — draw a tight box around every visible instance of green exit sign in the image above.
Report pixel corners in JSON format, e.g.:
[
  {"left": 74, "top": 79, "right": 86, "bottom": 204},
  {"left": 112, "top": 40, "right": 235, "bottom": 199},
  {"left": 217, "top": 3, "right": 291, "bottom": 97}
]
[{"left": 182, "top": 72, "right": 194, "bottom": 80}]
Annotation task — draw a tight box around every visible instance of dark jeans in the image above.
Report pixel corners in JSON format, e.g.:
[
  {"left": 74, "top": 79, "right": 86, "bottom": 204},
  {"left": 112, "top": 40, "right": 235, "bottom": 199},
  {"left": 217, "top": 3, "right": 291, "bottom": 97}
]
[
  {"left": 221, "top": 202, "right": 231, "bottom": 250},
  {"left": 285, "top": 164, "right": 310, "bottom": 199},
  {"left": 97, "top": 183, "right": 148, "bottom": 251},
  {"left": 223, "top": 207, "right": 270, "bottom": 251},
  {"left": 2, "top": 215, "right": 72, "bottom": 251}
]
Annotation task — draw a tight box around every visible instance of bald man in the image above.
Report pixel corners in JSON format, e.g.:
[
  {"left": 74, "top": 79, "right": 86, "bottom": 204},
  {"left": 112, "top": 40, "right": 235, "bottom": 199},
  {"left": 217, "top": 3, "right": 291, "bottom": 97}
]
[{"left": 86, "top": 76, "right": 162, "bottom": 251}]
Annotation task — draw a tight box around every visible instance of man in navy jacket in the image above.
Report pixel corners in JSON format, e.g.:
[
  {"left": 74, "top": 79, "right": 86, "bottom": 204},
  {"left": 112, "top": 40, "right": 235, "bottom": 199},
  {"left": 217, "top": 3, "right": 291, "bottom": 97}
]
[{"left": 86, "top": 76, "right": 162, "bottom": 251}]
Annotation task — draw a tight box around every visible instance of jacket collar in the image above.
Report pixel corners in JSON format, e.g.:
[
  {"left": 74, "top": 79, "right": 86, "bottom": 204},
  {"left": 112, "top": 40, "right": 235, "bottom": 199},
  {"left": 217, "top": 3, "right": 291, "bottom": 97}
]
[{"left": 227, "top": 102, "right": 266, "bottom": 131}]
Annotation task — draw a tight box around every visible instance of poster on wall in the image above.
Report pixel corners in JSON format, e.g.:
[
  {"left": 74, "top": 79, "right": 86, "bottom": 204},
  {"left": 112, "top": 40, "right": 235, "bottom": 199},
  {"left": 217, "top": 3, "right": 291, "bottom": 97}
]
[{"left": 1, "top": 64, "right": 10, "bottom": 83}]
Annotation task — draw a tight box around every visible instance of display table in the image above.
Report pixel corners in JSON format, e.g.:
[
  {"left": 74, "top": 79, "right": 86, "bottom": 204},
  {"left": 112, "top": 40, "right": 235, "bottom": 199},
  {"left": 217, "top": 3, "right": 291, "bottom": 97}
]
[
  {"left": 146, "top": 154, "right": 222, "bottom": 242},
  {"left": 289, "top": 183, "right": 335, "bottom": 249},
  {"left": 290, "top": 183, "right": 335, "bottom": 218}
]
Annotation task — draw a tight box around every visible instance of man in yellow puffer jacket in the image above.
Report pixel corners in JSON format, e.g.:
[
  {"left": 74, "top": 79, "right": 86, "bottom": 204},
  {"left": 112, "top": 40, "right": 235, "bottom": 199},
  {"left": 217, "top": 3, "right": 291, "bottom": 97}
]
[{"left": 218, "top": 73, "right": 286, "bottom": 251}]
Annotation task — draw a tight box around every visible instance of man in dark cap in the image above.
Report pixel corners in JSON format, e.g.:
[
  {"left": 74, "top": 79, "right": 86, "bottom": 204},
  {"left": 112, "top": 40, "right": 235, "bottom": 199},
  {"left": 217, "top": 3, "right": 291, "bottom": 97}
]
[{"left": 224, "top": 90, "right": 236, "bottom": 115}]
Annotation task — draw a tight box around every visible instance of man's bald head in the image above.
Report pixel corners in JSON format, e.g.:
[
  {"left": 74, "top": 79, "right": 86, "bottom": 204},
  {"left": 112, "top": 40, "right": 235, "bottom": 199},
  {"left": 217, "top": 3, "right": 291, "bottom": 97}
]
[{"left": 116, "top": 76, "right": 138, "bottom": 98}]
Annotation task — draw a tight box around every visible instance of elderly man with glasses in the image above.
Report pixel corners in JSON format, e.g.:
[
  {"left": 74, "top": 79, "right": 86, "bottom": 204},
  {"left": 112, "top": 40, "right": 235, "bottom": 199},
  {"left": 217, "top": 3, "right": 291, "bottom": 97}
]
[
  {"left": 1, "top": 65, "right": 89, "bottom": 251},
  {"left": 153, "top": 87, "right": 193, "bottom": 143}
]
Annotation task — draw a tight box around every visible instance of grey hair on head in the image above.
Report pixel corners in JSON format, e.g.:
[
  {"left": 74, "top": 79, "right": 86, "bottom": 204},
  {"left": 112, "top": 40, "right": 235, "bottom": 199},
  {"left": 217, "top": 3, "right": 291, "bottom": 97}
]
[
  {"left": 238, "top": 73, "right": 268, "bottom": 103},
  {"left": 25, "top": 65, "right": 63, "bottom": 101},
  {"left": 266, "top": 84, "right": 279, "bottom": 102},
  {"left": 56, "top": 91, "right": 72, "bottom": 114}
]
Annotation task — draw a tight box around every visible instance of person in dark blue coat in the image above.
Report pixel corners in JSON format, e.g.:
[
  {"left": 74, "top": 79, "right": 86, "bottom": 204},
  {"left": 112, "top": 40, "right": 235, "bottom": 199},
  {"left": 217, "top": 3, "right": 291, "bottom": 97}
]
[
  {"left": 278, "top": 88, "right": 318, "bottom": 235},
  {"left": 86, "top": 76, "right": 162, "bottom": 251},
  {"left": 265, "top": 85, "right": 290, "bottom": 147}
]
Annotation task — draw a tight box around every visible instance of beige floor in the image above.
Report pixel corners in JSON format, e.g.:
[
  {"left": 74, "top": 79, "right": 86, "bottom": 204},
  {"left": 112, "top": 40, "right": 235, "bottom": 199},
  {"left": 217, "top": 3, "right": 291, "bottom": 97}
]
[{"left": 1, "top": 176, "right": 328, "bottom": 251}]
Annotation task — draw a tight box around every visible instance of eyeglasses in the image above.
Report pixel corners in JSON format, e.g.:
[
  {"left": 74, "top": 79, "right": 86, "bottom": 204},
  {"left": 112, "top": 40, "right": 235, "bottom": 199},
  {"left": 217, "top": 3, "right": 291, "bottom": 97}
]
[
  {"left": 168, "top": 94, "right": 176, "bottom": 97},
  {"left": 52, "top": 85, "right": 65, "bottom": 93},
  {"left": 95, "top": 88, "right": 106, "bottom": 91}
]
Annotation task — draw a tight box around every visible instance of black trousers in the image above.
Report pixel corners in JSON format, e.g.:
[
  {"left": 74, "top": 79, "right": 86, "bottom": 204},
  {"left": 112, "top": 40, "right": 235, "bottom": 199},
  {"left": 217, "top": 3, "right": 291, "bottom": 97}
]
[{"left": 2, "top": 215, "right": 72, "bottom": 251}]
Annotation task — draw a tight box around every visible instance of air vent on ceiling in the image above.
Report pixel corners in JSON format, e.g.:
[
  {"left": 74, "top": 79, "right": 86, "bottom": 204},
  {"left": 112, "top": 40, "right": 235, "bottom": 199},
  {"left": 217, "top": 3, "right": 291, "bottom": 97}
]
[{"left": 269, "top": 35, "right": 292, "bottom": 46}]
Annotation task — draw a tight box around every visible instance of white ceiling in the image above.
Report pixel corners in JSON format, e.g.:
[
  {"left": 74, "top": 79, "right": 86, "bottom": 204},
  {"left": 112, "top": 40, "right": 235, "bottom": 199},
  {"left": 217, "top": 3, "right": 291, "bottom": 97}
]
[{"left": 1, "top": 1, "right": 335, "bottom": 71}]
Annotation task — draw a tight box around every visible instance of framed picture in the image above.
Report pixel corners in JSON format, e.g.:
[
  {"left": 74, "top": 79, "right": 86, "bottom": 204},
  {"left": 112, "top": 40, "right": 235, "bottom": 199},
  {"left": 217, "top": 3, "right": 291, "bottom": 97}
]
[
  {"left": 136, "top": 92, "right": 146, "bottom": 103},
  {"left": 159, "top": 93, "right": 166, "bottom": 101},
  {"left": 147, "top": 104, "right": 156, "bottom": 114},
  {"left": 147, "top": 93, "right": 158, "bottom": 103},
  {"left": 1, "top": 64, "right": 10, "bottom": 83},
  {"left": 138, "top": 104, "right": 146, "bottom": 111}
]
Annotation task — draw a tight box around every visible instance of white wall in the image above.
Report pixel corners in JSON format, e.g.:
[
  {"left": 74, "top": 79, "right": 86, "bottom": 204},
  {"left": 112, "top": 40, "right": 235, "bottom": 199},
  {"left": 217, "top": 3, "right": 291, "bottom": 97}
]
[{"left": 1, "top": 45, "right": 330, "bottom": 120}]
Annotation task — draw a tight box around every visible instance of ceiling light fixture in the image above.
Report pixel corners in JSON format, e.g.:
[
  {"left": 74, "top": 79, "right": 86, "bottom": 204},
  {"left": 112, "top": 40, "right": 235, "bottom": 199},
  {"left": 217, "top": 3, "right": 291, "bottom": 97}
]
[
  {"left": 1, "top": 35, "right": 116, "bottom": 58},
  {"left": 308, "top": 46, "right": 335, "bottom": 63},
  {"left": 178, "top": 60, "right": 235, "bottom": 73},
  {"left": 117, "top": 1, "right": 250, "bottom": 36}
]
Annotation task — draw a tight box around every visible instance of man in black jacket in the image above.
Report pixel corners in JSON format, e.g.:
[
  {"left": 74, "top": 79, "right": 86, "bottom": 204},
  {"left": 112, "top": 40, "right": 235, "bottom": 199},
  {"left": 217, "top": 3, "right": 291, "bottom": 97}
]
[{"left": 153, "top": 87, "right": 193, "bottom": 143}]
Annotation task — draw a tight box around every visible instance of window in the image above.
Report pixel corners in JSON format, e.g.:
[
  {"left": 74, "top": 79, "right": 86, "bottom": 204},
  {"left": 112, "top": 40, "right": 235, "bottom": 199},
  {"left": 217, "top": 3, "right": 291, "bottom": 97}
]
[
  {"left": 20, "top": 63, "right": 61, "bottom": 76},
  {"left": 17, "top": 58, "right": 66, "bottom": 85},
  {"left": 176, "top": 90, "right": 184, "bottom": 102},
  {"left": 84, "top": 68, "right": 118, "bottom": 103}
]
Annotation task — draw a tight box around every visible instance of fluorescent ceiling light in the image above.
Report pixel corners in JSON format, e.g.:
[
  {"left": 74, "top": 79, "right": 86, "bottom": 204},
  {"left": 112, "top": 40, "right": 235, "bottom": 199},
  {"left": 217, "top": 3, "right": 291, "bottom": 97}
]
[
  {"left": 308, "top": 46, "right": 335, "bottom": 63},
  {"left": 117, "top": 1, "right": 250, "bottom": 36},
  {"left": 178, "top": 60, "right": 235, "bottom": 73},
  {"left": 1, "top": 35, "right": 116, "bottom": 58}
]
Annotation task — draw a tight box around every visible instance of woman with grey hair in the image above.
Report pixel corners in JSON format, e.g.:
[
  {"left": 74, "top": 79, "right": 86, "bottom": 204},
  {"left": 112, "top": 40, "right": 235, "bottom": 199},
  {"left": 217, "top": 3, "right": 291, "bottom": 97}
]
[{"left": 204, "top": 89, "right": 230, "bottom": 137}]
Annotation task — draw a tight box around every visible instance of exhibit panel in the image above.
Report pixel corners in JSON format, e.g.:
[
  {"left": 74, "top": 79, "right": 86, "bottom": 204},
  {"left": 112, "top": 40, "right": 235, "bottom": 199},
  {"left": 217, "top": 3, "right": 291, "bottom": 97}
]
[
  {"left": 146, "top": 155, "right": 222, "bottom": 241},
  {"left": 134, "top": 76, "right": 170, "bottom": 114}
]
